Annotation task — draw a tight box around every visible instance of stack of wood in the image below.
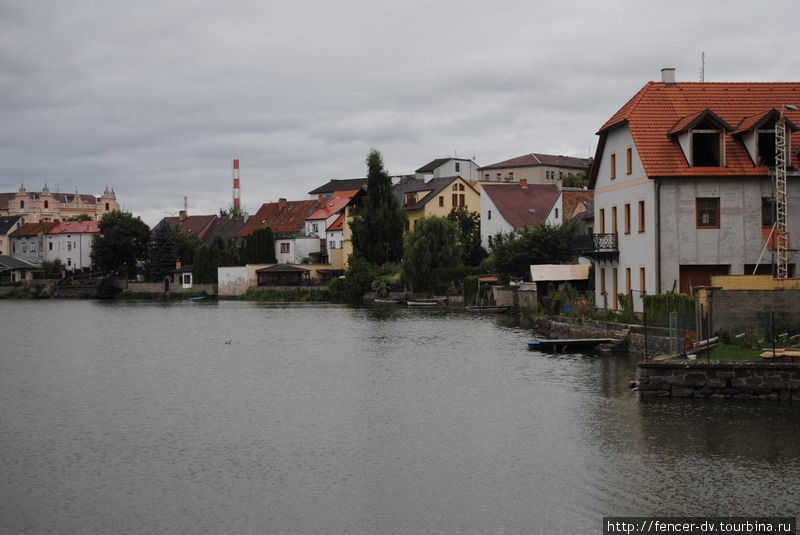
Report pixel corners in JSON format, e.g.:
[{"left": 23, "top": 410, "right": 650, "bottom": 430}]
[{"left": 760, "top": 349, "right": 800, "bottom": 362}]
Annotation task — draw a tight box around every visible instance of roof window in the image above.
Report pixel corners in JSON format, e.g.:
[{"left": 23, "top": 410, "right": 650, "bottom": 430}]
[{"left": 669, "top": 110, "right": 732, "bottom": 167}]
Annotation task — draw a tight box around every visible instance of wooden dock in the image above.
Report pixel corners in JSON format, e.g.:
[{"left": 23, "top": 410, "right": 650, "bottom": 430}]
[{"left": 527, "top": 338, "right": 615, "bottom": 353}]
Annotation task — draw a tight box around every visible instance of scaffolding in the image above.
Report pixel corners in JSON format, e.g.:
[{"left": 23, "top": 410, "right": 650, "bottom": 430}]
[{"left": 775, "top": 120, "right": 789, "bottom": 279}]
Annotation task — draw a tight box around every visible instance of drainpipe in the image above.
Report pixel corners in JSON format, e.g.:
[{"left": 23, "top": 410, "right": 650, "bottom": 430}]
[{"left": 655, "top": 178, "right": 662, "bottom": 293}]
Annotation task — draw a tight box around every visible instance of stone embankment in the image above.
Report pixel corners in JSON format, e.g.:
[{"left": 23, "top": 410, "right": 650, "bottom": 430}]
[{"left": 638, "top": 360, "right": 800, "bottom": 400}]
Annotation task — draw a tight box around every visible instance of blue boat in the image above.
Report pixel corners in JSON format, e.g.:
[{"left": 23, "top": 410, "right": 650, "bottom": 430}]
[{"left": 186, "top": 296, "right": 210, "bottom": 301}]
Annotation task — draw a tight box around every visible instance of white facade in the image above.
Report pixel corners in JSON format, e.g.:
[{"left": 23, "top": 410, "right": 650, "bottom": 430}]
[
  {"left": 325, "top": 229, "right": 343, "bottom": 251},
  {"left": 275, "top": 236, "right": 322, "bottom": 264},
  {"left": 9, "top": 235, "right": 43, "bottom": 262},
  {"left": 418, "top": 159, "right": 480, "bottom": 181},
  {"left": 44, "top": 232, "right": 95, "bottom": 270},
  {"left": 479, "top": 186, "right": 515, "bottom": 248}
]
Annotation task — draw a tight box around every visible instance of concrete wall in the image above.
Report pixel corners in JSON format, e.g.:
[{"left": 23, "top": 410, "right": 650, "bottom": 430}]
[
  {"left": 218, "top": 266, "right": 249, "bottom": 296},
  {"left": 638, "top": 360, "right": 800, "bottom": 400},
  {"left": 492, "top": 284, "right": 537, "bottom": 308},
  {"left": 706, "top": 288, "right": 800, "bottom": 334}
]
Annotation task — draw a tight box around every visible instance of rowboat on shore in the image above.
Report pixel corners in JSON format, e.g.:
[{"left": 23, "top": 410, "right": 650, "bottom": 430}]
[
  {"left": 407, "top": 299, "right": 438, "bottom": 307},
  {"left": 465, "top": 305, "right": 510, "bottom": 313}
]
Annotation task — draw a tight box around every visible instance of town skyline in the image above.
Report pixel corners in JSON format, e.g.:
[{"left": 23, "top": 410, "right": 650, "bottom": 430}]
[{"left": 2, "top": 0, "right": 799, "bottom": 225}]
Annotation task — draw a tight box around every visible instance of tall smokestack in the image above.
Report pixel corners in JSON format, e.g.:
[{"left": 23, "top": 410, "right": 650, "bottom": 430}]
[{"left": 233, "top": 158, "right": 241, "bottom": 210}]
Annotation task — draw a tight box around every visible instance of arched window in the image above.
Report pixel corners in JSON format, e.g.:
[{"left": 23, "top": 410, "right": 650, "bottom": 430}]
[
  {"left": 44, "top": 200, "right": 49, "bottom": 209},
  {"left": 105, "top": 202, "right": 109, "bottom": 211},
  {"left": 20, "top": 200, "right": 24, "bottom": 209}
]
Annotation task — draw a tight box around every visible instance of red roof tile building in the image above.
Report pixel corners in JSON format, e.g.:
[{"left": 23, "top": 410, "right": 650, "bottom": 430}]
[
  {"left": 480, "top": 181, "right": 560, "bottom": 248},
  {"left": 238, "top": 198, "right": 322, "bottom": 238},
  {"left": 587, "top": 68, "right": 800, "bottom": 311},
  {"left": 44, "top": 220, "right": 100, "bottom": 270}
]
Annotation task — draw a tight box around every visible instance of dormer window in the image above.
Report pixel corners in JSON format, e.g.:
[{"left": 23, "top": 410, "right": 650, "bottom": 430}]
[
  {"left": 668, "top": 109, "right": 733, "bottom": 168},
  {"left": 404, "top": 193, "right": 417, "bottom": 206},
  {"left": 757, "top": 130, "right": 776, "bottom": 167},
  {"left": 732, "top": 109, "right": 799, "bottom": 168}
]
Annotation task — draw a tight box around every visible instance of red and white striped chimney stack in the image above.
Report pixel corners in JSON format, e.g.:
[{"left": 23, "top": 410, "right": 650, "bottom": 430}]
[{"left": 232, "top": 158, "right": 241, "bottom": 210}]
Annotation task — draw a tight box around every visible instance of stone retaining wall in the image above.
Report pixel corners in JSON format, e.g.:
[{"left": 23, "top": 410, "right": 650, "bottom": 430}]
[{"left": 638, "top": 360, "right": 800, "bottom": 400}]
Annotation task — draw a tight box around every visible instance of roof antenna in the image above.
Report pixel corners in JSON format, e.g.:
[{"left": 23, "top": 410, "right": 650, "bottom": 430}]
[{"left": 699, "top": 51, "right": 705, "bottom": 82}]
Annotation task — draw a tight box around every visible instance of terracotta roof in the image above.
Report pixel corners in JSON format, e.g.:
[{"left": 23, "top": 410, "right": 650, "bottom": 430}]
[
  {"left": 479, "top": 153, "right": 589, "bottom": 171},
  {"left": 238, "top": 199, "right": 322, "bottom": 237},
  {"left": 308, "top": 178, "right": 367, "bottom": 195},
  {"left": 482, "top": 183, "right": 560, "bottom": 229},
  {"left": 0, "top": 193, "right": 16, "bottom": 210},
  {"left": 0, "top": 215, "right": 22, "bottom": 235},
  {"left": 331, "top": 190, "right": 360, "bottom": 199},
  {"left": 731, "top": 109, "right": 800, "bottom": 135},
  {"left": 667, "top": 108, "right": 733, "bottom": 136},
  {"left": 201, "top": 216, "right": 247, "bottom": 243},
  {"left": 327, "top": 214, "right": 345, "bottom": 232},
  {"left": 561, "top": 190, "right": 594, "bottom": 220},
  {"left": 46, "top": 220, "right": 100, "bottom": 234},
  {"left": 593, "top": 81, "right": 800, "bottom": 182},
  {"left": 307, "top": 197, "right": 350, "bottom": 220},
  {"left": 9, "top": 222, "right": 57, "bottom": 237},
  {"left": 155, "top": 215, "right": 217, "bottom": 238}
]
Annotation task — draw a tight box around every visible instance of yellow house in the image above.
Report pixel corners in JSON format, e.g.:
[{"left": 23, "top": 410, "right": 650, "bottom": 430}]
[{"left": 394, "top": 176, "right": 480, "bottom": 232}]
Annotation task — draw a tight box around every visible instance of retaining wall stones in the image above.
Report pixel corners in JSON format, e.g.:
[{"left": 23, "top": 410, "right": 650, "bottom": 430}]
[{"left": 638, "top": 360, "right": 800, "bottom": 400}]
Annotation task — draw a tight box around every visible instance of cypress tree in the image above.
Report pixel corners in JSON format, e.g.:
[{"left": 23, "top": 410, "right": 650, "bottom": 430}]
[
  {"left": 193, "top": 244, "right": 213, "bottom": 283},
  {"left": 351, "top": 149, "right": 405, "bottom": 265},
  {"left": 244, "top": 227, "right": 276, "bottom": 264},
  {"left": 145, "top": 221, "right": 179, "bottom": 282}
]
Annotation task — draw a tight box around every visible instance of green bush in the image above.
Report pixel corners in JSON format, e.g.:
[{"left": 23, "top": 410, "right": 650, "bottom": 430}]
[
  {"left": 617, "top": 293, "right": 639, "bottom": 324},
  {"left": 429, "top": 265, "right": 481, "bottom": 295},
  {"left": 643, "top": 293, "right": 694, "bottom": 327},
  {"left": 463, "top": 275, "right": 478, "bottom": 306},
  {"left": 95, "top": 276, "right": 122, "bottom": 300}
]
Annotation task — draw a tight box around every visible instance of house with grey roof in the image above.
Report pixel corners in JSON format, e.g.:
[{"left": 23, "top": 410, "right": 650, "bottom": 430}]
[
  {"left": 415, "top": 158, "right": 480, "bottom": 181},
  {"left": 0, "top": 255, "right": 39, "bottom": 283}
]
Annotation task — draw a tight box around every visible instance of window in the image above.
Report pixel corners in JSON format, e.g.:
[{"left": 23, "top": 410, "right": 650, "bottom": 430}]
[
  {"left": 762, "top": 197, "right": 776, "bottom": 228},
  {"left": 599, "top": 267, "right": 606, "bottom": 296},
  {"left": 452, "top": 194, "right": 458, "bottom": 207},
  {"left": 611, "top": 206, "right": 617, "bottom": 233},
  {"left": 638, "top": 200, "right": 645, "bottom": 232},
  {"left": 696, "top": 198, "right": 720, "bottom": 228},
  {"left": 757, "top": 131, "right": 776, "bottom": 166},
  {"left": 329, "top": 240, "right": 335, "bottom": 249},
  {"left": 183, "top": 274, "right": 191, "bottom": 285},
  {"left": 312, "top": 223, "right": 318, "bottom": 233},
  {"left": 452, "top": 184, "right": 458, "bottom": 191},
  {"left": 22, "top": 244, "right": 27, "bottom": 253},
  {"left": 508, "top": 172, "right": 514, "bottom": 180},
  {"left": 691, "top": 122, "right": 723, "bottom": 166},
  {"left": 555, "top": 208, "right": 559, "bottom": 219},
  {"left": 640, "top": 267, "right": 646, "bottom": 294},
  {"left": 459, "top": 194, "right": 465, "bottom": 207},
  {"left": 105, "top": 202, "right": 110, "bottom": 211},
  {"left": 67, "top": 258, "right": 71, "bottom": 266},
  {"left": 625, "top": 267, "right": 631, "bottom": 295},
  {"left": 49, "top": 242, "right": 53, "bottom": 250},
  {"left": 496, "top": 173, "right": 501, "bottom": 180},
  {"left": 599, "top": 208, "right": 605, "bottom": 233},
  {"left": 612, "top": 267, "right": 618, "bottom": 309},
  {"left": 459, "top": 184, "right": 464, "bottom": 191},
  {"left": 488, "top": 235, "right": 493, "bottom": 248},
  {"left": 455, "top": 162, "right": 460, "bottom": 172},
  {"left": 559, "top": 171, "right": 563, "bottom": 179},
  {"left": 488, "top": 210, "right": 492, "bottom": 220},
  {"left": 439, "top": 196, "right": 444, "bottom": 207},
  {"left": 67, "top": 242, "right": 72, "bottom": 251},
  {"left": 44, "top": 200, "right": 49, "bottom": 209},
  {"left": 280, "top": 242, "right": 290, "bottom": 253},
  {"left": 404, "top": 193, "right": 417, "bottom": 206},
  {"left": 12, "top": 243, "right": 16, "bottom": 253},
  {"left": 610, "top": 153, "right": 616, "bottom": 179},
  {"left": 624, "top": 203, "right": 631, "bottom": 234},
  {"left": 31, "top": 244, "right": 36, "bottom": 252},
  {"left": 484, "top": 173, "right": 489, "bottom": 180},
  {"left": 626, "top": 147, "right": 632, "bottom": 175}
]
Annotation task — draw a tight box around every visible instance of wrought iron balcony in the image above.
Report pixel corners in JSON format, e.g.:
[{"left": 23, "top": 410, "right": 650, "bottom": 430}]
[{"left": 573, "top": 233, "right": 618, "bottom": 257}]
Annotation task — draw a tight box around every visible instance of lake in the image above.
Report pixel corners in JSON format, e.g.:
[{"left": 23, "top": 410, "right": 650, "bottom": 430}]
[{"left": 1, "top": 300, "right": 798, "bottom": 534}]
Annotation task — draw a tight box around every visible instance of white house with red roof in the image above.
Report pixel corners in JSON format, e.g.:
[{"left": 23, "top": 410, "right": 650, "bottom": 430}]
[
  {"left": 480, "top": 180, "right": 560, "bottom": 248},
  {"left": 44, "top": 220, "right": 100, "bottom": 270},
  {"left": 585, "top": 68, "right": 800, "bottom": 311}
]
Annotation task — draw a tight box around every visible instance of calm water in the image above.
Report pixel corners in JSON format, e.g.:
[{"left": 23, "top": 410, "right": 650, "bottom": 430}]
[{"left": 1, "top": 301, "right": 798, "bottom": 534}]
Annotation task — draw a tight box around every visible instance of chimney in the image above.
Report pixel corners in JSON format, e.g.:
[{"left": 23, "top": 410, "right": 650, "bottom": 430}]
[
  {"left": 178, "top": 210, "right": 187, "bottom": 221},
  {"left": 520, "top": 179, "right": 528, "bottom": 189},
  {"left": 232, "top": 159, "right": 241, "bottom": 211},
  {"left": 661, "top": 67, "right": 676, "bottom": 85},
  {"left": 278, "top": 198, "right": 287, "bottom": 210},
  {"left": 175, "top": 261, "right": 181, "bottom": 270}
]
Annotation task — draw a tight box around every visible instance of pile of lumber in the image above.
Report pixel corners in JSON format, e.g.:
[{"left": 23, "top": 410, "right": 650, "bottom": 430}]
[{"left": 760, "top": 349, "right": 800, "bottom": 362}]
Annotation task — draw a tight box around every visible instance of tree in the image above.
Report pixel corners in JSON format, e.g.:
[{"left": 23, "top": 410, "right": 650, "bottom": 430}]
[
  {"left": 350, "top": 149, "right": 405, "bottom": 265},
  {"left": 241, "top": 227, "right": 276, "bottom": 264},
  {"left": 193, "top": 244, "right": 216, "bottom": 283},
  {"left": 446, "top": 207, "right": 487, "bottom": 266},
  {"left": 40, "top": 259, "right": 65, "bottom": 279},
  {"left": 67, "top": 213, "right": 92, "bottom": 221},
  {"left": 219, "top": 206, "right": 243, "bottom": 218},
  {"left": 175, "top": 230, "right": 203, "bottom": 265},
  {"left": 491, "top": 221, "right": 578, "bottom": 280},
  {"left": 91, "top": 211, "right": 151, "bottom": 277},
  {"left": 145, "top": 221, "right": 179, "bottom": 282},
  {"left": 562, "top": 173, "right": 589, "bottom": 188},
  {"left": 213, "top": 235, "right": 238, "bottom": 266},
  {"left": 402, "top": 216, "right": 462, "bottom": 291}
]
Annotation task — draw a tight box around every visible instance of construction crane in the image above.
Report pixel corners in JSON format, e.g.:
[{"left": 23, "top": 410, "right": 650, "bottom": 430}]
[{"left": 774, "top": 104, "right": 796, "bottom": 279}]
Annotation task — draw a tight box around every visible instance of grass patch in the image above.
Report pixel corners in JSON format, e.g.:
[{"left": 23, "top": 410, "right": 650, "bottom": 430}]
[{"left": 708, "top": 343, "right": 762, "bottom": 361}]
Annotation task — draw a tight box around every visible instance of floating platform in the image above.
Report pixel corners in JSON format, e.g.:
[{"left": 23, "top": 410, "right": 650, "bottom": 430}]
[
  {"left": 373, "top": 298, "right": 402, "bottom": 305},
  {"left": 527, "top": 338, "right": 615, "bottom": 353}
]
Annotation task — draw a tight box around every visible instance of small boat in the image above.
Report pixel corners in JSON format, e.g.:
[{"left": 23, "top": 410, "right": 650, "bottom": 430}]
[
  {"left": 186, "top": 296, "right": 210, "bottom": 301},
  {"left": 527, "top": 338, "right": 615, "bottom": 353},
  {"left": 465, "top": 306, "right": 510, "bottom": 313},
  {"left": 407, "top": 299, "right": 439, "bottom": 307},
  {"left": 373, "top": 298, "right": 401, "bottom": 305}
]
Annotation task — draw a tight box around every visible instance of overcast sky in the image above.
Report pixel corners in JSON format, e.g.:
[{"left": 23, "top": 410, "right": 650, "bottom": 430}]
[{"left": 2, "top": 0, "right": 799, "bottom": 225}]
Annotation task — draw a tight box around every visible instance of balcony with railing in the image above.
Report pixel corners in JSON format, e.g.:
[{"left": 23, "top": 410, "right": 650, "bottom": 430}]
[{"left": 573, "top": 233, "right": 618, "bottom": 259}]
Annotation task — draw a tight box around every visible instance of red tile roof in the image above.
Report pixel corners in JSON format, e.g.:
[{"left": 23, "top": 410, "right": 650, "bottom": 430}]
[
  {"left": 9, "top": 222, "right": 58, "bottom": 237},
  {"left": 307, "top": 197, "right": 350, "bottom": 220},
  {"left": 479, "top": 153, "right": 589, "bottom": 171},
  {"left": 46, "top": 221, "right": 100, "bottom": 234},
  {"left": 156, "top": 215, "right": 217, "bottom": 238},
  {"left": 326, "top": 214, "right": 345, "bottom": 232},
  {"left": 482, "top": 183, "right": 560, "bottom": 229},
  {"left": 238, "top": 199, "right": 322, "bottom": 237},
  {"left": 561, "top": 190, "right": 595, "bottom": 220},
  {"left": 594, "top": 81, "right": 800, "bottom": 182}
]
